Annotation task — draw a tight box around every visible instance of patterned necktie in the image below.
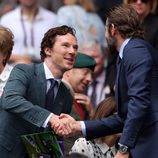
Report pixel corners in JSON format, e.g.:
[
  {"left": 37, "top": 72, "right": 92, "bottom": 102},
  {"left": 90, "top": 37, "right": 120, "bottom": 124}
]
[
  {"left": 90, "top": 80, "right": 98, "bottom": 108},
  {"left": 45, "top": 79, "right": 58, "bottom": 111}
]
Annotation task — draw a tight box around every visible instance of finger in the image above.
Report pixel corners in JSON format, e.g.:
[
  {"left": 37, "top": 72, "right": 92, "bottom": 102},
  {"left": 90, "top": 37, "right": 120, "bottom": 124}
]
[{"left": 59, "top": 113, "right": 69, "bottom": 119}]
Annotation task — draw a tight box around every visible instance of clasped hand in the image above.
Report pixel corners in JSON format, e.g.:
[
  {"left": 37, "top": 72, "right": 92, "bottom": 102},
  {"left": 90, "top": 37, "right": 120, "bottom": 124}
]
[{"left": 49, "top": 114, "right": 81, "bottom": 137}]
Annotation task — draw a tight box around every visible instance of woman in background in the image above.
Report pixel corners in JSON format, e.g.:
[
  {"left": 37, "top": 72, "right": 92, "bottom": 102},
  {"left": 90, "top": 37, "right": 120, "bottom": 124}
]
[
  {"left": 0, "top": 26, "right": 14, "bottom": 96},
  {"left": 124, "top": 0, "right": 158, "bottom": 50},
  {"left": 57, "top": 0, "right": 107, "bottom": 49}
]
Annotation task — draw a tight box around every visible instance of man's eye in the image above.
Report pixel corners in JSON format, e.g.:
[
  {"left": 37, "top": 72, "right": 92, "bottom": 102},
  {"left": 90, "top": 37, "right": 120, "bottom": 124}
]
[
  {"left": 73, "top": 45, "right": 78, "bottom": 50},
  {"left": 63, "top": 44, "right": 68, "bottom": 47}
]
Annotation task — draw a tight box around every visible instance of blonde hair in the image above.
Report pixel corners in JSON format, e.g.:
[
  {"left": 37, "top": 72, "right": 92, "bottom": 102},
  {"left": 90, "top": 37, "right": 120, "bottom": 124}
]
[
  {"left": 64, "top": 0, "right": 78, "bottom": 5},
  {"left": 65, "top": 0, "right": 96, "bottom": 12},
  {"left": 123, "top": 0, "right": 158, "bottom": 14},
  {"left": 76, "top": 0, "right": 96, "bottom": 12}
]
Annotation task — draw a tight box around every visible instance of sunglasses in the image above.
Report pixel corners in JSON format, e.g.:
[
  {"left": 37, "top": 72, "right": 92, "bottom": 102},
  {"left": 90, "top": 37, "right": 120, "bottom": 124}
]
[{"left": 129, "top": 0, "right": 150, "bottom": 3}]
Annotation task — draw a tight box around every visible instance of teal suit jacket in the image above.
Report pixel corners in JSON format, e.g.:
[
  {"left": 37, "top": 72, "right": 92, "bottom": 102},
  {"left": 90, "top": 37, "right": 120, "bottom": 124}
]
[{"left": 0, "top": 63, "right": 73, "bottom": 158}]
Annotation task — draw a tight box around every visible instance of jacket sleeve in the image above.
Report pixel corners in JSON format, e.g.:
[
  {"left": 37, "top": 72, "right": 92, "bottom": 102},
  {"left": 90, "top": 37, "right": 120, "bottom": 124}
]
[
  {"left": 85, "top": 113, "right": 124, "bottom": 140},
  {"left": 0, "top": 64, "right": 51, "bottom": 128}
]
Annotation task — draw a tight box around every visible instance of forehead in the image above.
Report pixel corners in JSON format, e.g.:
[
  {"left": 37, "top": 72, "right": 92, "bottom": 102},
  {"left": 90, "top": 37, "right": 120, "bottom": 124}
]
[{"left": 55, "top": 33, "right": 77, "bottom": 43}]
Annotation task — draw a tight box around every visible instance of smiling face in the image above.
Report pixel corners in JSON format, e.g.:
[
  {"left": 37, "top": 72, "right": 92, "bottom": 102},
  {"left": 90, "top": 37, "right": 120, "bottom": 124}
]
[
  {"left": 45, "top": 33, "right": 78, "bottom": 77},
  {"left": 67, "top": 68, "right": 93, "bottom": 93}
]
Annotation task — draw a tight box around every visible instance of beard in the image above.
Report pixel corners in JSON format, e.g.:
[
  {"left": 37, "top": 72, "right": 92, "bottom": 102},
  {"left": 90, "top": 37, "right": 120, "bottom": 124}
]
[
  {"left": 106, "top": 36, "right": 118, "bottom": 55},
  {"left": 108, "top": 44, "right": 118, "bottom": 55}
]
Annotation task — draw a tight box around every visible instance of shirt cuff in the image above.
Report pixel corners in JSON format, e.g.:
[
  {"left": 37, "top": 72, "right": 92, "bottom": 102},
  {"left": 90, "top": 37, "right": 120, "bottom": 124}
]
[
  {"left": 42, "top": 113, "right": 53, "bottom": 128},
  {"left": 80, "top": 121, "right": 86, "bottom": 137}
]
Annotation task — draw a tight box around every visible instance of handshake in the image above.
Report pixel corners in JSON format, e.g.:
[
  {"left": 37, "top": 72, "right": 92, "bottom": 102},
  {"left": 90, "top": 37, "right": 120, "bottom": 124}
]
[{"left": 49, "top": 114, "right": 82, "bottom": 137}]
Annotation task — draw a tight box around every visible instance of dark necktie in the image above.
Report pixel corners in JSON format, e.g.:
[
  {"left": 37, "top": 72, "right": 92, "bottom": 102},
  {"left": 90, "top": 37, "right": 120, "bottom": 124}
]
[
  {"left": 45, "top": 79, "right": 58, "bottom": 111},
  {"left": 90, "top": 80, "right": 98, "bottom": 108}
]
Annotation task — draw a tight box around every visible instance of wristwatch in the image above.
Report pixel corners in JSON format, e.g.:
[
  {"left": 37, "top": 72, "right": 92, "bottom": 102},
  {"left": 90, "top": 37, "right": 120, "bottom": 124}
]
[{"left": 118, "top": 143, "right": 129, "bottom": 154}]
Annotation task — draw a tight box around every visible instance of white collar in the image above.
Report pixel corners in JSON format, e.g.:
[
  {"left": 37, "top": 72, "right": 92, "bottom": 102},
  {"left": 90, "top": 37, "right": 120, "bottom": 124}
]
[
  {"left": 43, "top": 62, "right": 61, "bottom": 84},
  {"left": 0, "top": 64, "right": 13, "bottom": 82},
  {"left": 18, "top": 6, "right": 44, "bottom": 21},
  {"left": 119, "top": 38, "right": 131, "bottom": 59},
  {"left": 95, "top": 69, "right": 106, "bottom": 84},
  {"left": 96, "top": 142, "right": 116, "bottom": 155}
]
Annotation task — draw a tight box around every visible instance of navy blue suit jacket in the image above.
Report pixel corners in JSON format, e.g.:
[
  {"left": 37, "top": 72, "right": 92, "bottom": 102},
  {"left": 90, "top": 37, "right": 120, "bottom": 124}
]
[{"left": 84, "top": 38, "right": 158, "bottom": 158}]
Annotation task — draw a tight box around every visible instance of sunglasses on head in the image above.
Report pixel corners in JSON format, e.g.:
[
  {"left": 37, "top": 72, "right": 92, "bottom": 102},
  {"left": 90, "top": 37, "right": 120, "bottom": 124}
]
[{"left": 129, "top": 0, "right": 150, "bottom": 3}]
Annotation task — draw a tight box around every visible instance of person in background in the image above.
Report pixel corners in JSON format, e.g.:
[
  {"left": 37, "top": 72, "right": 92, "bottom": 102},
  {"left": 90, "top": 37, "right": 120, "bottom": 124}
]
[
  {"left": 63, "top": 52, "right": 96, "bottom": 120},
  {"left": 0, "top": 0, "right": 17, "bottom": 17},
  {"left": 54, "top": 4, "right": 158, "bottom": 158},
  {"left": 76, "top": 0, "right": 107, "bottom": 48},
  {"left": 80, "top": 41, "right": 115, "bottom": 108},
  {"left": 124, "top": 0, "right": 158, "bottom": 50},
  {"left": 70, "top": 97, "right": 119, "bottom": 158},
  {"left": 0, "top": 25, "right": 78, "bottom": 158},
  {"left": 0, "top": 0, "right": 57, "bottom": 64},
  {"left": 0, "top": 26, "right": 14, "bottom": 97},
  {"left": 57, "top": 0, "right": 107, "bottom": 49},
  {"left": 38, "top": 0, "right": 64, "bottom": 13},
  {"left": 94, "top": 0, "right": 122, "bottom": 23},
  {"left": 62, "top": 52, "right": 96, "bottom": 155}
]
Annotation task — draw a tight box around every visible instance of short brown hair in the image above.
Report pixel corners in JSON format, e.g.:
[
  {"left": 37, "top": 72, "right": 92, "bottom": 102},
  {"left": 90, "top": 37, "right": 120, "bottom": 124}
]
[
  {"left": 92, "top": 97, "right": 117, "bottom": 143},
  {"left": 40, "top": 25, "right": 76, "bottom": 61},
  {"left": 93, "top": 97, "right": 116, "bottom": 120},
  {"left": 106, "top": 4, "right": 145, "bottom": 39},
  {"left": 0, "top": 26, "right": 14, "bottom": 66}
]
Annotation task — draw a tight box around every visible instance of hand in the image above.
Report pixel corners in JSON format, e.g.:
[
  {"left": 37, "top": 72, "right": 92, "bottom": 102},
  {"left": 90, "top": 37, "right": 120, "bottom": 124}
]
[
  {"left": 49, "top": 114, "right": 63, "bottom": 132},
  {"left": 54, "top": 113, "right": 82, "bottom": 137},
  {"left": 114, "top": 151, "right": 129, "bottom": 158},
  {"left": 74, "top": 93, "right": 94, "bottom": 117}
]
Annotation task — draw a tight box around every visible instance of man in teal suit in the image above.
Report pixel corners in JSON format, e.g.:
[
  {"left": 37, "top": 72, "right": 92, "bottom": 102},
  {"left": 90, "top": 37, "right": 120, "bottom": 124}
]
[{"left": 0, "top": 25, "right": 78, "bottom": 158}]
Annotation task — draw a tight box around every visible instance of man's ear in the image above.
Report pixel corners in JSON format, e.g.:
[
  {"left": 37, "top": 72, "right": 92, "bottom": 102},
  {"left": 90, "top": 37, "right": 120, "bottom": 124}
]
[
  {"left": 111, "top": 24, "right": 117, "bottom": 36},
  {"left": 44, "top": 47, "right": 52, "bottom": 56}
]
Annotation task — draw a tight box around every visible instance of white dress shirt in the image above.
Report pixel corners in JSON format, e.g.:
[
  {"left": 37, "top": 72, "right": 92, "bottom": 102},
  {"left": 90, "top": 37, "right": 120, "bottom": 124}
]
[
  {"left": 42, "top": 62, "right": 61, "bottom": 128},
  {"left": 0, "top": 64, "right": 13, "bottom": 97}
]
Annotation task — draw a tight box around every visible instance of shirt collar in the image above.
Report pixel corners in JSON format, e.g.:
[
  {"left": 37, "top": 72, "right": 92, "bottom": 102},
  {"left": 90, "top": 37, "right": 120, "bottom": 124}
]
[
  {"left": 95, "top": 70, "right": 106, "bottom": 84},
  {"left": 96, "top": 142, "right": 116, "bottom": 154},
  {"left": 19, "top": 6, "right": 43, "bottom": 21},
  {"left": 119, "top": 38, "right": 131, "bottom": 59},
  {"left": 43, "top": 62, "right": 61, "bottom": 84},
  {"left": 0, "top": 64, "right": 13, "bottom": 82}
]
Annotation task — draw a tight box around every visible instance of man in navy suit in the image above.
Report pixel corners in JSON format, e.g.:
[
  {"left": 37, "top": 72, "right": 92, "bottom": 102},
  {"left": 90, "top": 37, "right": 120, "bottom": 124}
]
[{"left": 54, "top": 4, "right": 158, "bottom": 158}]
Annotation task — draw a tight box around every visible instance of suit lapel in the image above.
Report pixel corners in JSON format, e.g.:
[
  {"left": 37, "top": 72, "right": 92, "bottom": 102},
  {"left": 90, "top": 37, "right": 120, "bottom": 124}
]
[
  {"left": 115, "top": 57, "right": 122, "bottom": 107},
  {"left": 34, "top": 63, "right": 47, "bottom": 107}
]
